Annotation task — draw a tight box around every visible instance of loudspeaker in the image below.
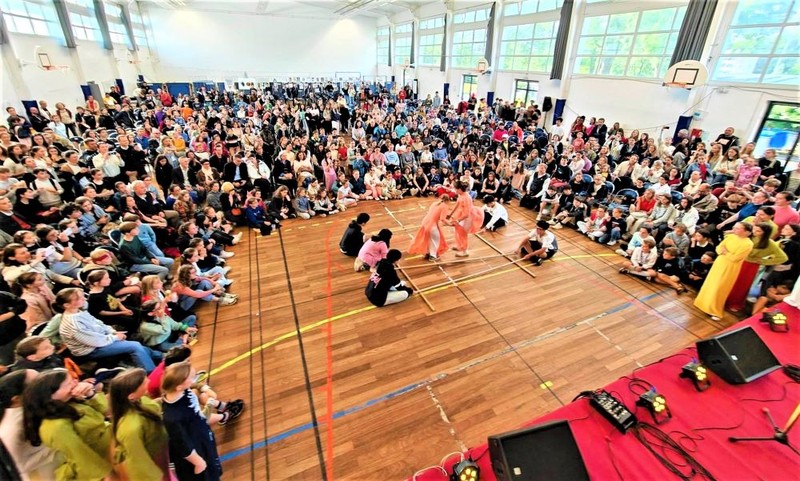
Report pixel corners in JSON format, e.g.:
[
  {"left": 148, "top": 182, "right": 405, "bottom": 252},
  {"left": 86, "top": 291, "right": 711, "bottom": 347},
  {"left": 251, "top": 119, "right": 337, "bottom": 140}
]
[
  {"left": 542, "top": 96, "right": 553, "bottom": 112},
  {"left": 697, "top": 326, "right": 781, "bottom": 384},
  {"left": 488, "top": 420, "right": 589, "bottom": 481}
]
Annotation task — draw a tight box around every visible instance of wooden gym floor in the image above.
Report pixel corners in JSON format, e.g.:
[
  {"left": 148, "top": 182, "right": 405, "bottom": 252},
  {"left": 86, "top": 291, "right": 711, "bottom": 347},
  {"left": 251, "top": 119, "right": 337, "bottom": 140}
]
[{"left": 190, "top": 197, "right": 730, "bottom": 480}]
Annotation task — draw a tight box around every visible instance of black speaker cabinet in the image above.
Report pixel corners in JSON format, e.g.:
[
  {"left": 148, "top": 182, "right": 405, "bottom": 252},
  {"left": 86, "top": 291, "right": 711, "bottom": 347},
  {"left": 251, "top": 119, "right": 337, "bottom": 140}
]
[
  {"left": 542, "top": 96, "right": 553, "bottom": 112},
  {"left": 697, "top": 325, "right": 781, "bottom": 384},
  {"left": 488, "top": 420, "right": 590, "bottom": 481}
]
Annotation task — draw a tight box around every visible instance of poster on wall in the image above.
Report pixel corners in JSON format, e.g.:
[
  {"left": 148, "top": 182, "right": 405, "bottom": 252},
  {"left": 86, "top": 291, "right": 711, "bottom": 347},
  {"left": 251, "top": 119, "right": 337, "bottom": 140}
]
[{"left": 236, "top": 78, "right": 257, "bottom": 91}]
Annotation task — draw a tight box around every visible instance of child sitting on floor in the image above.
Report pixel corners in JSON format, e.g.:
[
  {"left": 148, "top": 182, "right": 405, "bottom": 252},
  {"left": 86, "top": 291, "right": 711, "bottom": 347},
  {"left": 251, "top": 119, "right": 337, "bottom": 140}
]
[
  {"left": 293, "top": 187, "right": 316, "bottom": 220},
  {"left": 139, "top": 300, "right": 197, "bottom": 352}
]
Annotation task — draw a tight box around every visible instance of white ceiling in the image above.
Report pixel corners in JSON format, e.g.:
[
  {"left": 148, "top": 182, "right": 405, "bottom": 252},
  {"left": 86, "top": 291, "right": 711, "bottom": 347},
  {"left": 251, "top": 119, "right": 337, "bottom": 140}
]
[{"left": 151, "top": 0, "right": 441, "bottom": 19}]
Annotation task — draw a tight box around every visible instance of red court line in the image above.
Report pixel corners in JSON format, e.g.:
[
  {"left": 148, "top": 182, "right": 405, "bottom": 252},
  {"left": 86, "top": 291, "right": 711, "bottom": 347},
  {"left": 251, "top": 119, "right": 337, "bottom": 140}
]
[{"left": 324, "top": 226, "right": 336, "bottom": 481}]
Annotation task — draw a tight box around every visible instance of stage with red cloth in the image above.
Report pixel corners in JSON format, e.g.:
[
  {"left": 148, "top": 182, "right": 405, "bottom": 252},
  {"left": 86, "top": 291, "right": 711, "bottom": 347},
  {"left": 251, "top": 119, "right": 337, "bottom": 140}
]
[{"left": 416, "top": 304, "right": 800, "bottom": 481}]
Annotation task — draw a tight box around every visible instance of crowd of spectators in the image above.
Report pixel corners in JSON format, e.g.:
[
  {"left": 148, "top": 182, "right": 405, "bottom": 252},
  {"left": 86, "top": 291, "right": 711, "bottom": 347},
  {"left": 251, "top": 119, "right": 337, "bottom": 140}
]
[{"left": 0, "top": 77, "right": 797, "bottom": 478}]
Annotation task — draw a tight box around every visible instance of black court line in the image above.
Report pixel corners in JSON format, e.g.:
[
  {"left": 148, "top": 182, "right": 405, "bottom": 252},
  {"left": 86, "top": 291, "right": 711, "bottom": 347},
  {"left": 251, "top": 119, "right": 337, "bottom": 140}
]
[
  {"left": 506, "top": 204, "right": 722, "bottom": 336},
  {"left": 277, "top": 227, "right": 328, "bottom": 481},
  {"left": 253, "top": 232, "right": 272, "bottom": 481},
  {"left": 247, "top": 231, "right": 256, "bottom": 480}
]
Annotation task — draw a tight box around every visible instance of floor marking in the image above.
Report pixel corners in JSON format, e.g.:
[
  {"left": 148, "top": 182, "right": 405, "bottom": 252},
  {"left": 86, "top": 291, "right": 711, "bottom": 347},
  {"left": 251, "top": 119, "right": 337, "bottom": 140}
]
[
  {"left": 539, "top": 381, "right": 554, "bottom": 389},
  {"left": 427, "top": 385, "right": 467, "bottom": 452},
  {"left": 219, "top": 291, "right": 668, "bottom": 462},
  {"left": 211, "top": 252, "right": 625, "bottom": 376}
]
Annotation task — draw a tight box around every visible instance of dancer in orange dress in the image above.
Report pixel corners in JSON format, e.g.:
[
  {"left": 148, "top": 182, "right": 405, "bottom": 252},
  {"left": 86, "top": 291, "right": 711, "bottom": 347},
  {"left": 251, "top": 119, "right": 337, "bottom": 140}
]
[
  {"left": 408, "top": 195, "right": 450, "bottom": 260},
  {"left": 446, "top": 181, "right": 483, "bottom": 257}
]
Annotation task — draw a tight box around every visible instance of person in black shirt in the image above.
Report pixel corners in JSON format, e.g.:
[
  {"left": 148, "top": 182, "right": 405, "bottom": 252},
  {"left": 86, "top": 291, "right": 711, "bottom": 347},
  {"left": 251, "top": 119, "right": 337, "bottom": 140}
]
[
  {"left": 339, "top": 213, "right": 370, "bottom": 256},
  {"left": 645, "top": 247, "right": 686, "bottom": 293},
  {"left": 365, "top": 249, "right": 413, "bottom": 307},
  {"left": 682, "top": 251, "right": 716, "bottom": 289}
]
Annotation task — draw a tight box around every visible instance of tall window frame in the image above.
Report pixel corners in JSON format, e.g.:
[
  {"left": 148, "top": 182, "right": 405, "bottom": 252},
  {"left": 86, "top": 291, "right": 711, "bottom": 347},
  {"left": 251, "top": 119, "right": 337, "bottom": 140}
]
[
  {"left": 573, "top": 2, "right": 688, "bottom": 79},
  {"left": 499, "top": 0, "right": 562, "bottom": 74},
  {"left": 0, "top": 0, "right": 63, "bottom": 41},
  {"left": 394, "top": 22, "right": 413, "bottom": 65},
  {"left": 104, "top": 2, "right": 132, "bottom": 48},
  {"left": 753, "top": 102, "right": 800, "bottom": 171},
  {"left": 711, "top": 0, "right": 800, "bottom": 85},
  {"left": 418, "top": 16, "right": 444, "bottom": 67},
  {"left": 513, "top": 79, "right": 540, "bottom": 106},
  {"left": 461, "top": 74, "right": 478, "bottom": 100},
  {"left": 127, "top": 2, "right": 150, "bottom": 51},
  {"left": 451, "top": 5, "right": 490, "bottom": 69},
  {"left": 377, "top": 26, "right": 390, "bottom": 65},
  {"left": 65, "top": 0, "right": 102, "bottom": 43}
]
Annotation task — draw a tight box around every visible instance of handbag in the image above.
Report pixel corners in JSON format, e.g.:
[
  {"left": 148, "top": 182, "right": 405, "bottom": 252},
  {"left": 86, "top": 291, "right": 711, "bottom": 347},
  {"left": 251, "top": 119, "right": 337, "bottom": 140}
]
[{"left": 230, "top": 207, "right": 242, "bottom": 216}]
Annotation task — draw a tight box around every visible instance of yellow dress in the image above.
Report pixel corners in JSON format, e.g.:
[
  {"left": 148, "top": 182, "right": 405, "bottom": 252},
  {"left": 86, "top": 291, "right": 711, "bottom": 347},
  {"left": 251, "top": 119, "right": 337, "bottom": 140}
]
[{"left": 694, "top": 234, "right": 753, "bottom": 317}]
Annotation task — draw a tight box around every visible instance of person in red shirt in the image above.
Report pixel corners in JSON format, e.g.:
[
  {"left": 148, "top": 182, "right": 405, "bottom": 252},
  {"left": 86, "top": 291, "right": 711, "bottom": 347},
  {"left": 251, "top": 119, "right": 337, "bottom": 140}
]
[{"left": 159, "top": 88, "right": 173, "bottom": 107}]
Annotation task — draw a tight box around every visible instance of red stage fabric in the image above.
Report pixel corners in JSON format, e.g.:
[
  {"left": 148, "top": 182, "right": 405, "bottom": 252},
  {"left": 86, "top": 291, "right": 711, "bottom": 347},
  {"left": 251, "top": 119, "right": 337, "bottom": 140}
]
[{"left": 416, "top": 303, "right": 800, "bottom": 481}]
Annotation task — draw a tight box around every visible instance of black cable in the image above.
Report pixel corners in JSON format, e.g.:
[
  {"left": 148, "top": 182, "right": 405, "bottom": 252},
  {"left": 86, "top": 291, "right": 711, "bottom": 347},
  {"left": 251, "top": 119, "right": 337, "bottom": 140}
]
[
  {"left": 253, "top": 230, "right": 272, "bottom": 481},
  {"left": 277, "top": 227, "right": 328, "bottom": 481},
  {"left": 741, "top": 380, "right": 796, "bottom": 403},
  {"left": 633, "top": 423, "right": 717, "bottom": 481}
]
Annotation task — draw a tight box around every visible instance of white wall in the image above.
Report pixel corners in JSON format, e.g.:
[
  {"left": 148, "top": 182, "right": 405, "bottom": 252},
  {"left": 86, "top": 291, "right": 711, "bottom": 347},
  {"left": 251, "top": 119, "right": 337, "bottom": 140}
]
[
  {"left": 146, "top": 6, "right": 377, "bottom": 81},
  {"left": 2, "top": 31, "right": 157, "bottom": 114}
]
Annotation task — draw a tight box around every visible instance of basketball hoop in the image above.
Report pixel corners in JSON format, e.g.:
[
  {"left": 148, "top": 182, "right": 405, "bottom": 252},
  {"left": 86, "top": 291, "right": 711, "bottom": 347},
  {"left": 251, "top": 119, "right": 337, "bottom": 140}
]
[{"left": 477, "top": 58, "right": 488, "bottom": 74}]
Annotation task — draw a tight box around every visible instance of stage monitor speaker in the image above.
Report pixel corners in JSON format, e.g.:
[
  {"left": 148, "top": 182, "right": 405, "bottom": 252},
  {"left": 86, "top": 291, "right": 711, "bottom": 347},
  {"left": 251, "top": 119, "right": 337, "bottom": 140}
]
[
  {"left": 488, "top": 420, "right": 589, "bottom": 481},
  {"left": 697, "top": 325, "right": 781, "bottom": 384},
  {"left": 542, "top": 96, "right": 552, "bottom": 112}
]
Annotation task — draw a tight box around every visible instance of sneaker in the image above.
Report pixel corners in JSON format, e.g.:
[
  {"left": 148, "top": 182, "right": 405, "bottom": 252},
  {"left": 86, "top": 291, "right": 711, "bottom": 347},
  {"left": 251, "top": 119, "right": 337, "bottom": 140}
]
[
  {"left": 219, "top": 251, "right": 235, "bottom": 259},
  {"left": 548, "top": 219, "right": 556, "bottom": 225},
  {"left": 532, "top": 258, "right": 543, "bottom": 266},
  {"left": 94, "top": 367, "right": 126, "bottom": 383},
  {"left": 455, "top": 251, "right": 469, "bottom": 257},
  {"left": 232, "top": 232, "right": 243, "bottom": 244},
  {"left": 225, "top": 293, "right": 239, "bottom": 299},
  {"left": 193, "top": 370, "right": 209, "bottom": 384},
  {"left": 222, "top": 266, "right": 232, "bottom": 276},
  {"left": 606, "top": 240, "right": 617, "bottom": 246},
  {"left": 618, "top": 267, "right": 629, "bottom": 274},
  {"left": 219, "top": 295, "right": 238, "bottom": 306},
  {"left": 552, "top": 222, "right": 563, "bottom": 230},
  {"left": 219, "top": 399, "right": 245, "bottom": 425},
  {"left": 615, "top": 249, "right": 628, "bottom": 257},
  {"left": 577, "top": 221, "right": 588, "bottom": 234}
]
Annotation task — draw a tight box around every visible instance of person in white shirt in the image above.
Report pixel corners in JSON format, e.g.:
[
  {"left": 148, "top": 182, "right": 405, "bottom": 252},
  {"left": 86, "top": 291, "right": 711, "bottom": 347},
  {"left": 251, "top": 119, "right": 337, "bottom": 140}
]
[
  {"left": 29, "top": 169, "right": 63, "bottom": 208},
  {"left": 651, "top": 175, "right": 673, "bottom": 197},
  {"left": 92, "top": 142, "right": 124, "bottom": 181},
  {"left": 550, "top": 117, "right": 566, "bottom": 140},
  {"left": 479, "top": 195, "right": 508, "bottom": 232},
  {"left": 619, "top": 239, "right": 658, "bottom": 278},
  {"left": 517, "top": 220, "right": 557, "bottom": 266}
]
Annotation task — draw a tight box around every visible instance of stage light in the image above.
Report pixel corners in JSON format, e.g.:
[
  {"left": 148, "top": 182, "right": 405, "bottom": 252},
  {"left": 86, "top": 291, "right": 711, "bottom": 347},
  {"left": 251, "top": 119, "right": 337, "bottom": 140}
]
[
  {"left": 680, "top": 360, "right": 711, "bottom": 392},
  {"left": 637, "top": 388, "right": 671, "bottom": 424},
  {"left": 761, "top": 310, "right": 789, "bottom": 332},
  {"left": 451, "top": 459, "right": 479, "bottom": 481}
]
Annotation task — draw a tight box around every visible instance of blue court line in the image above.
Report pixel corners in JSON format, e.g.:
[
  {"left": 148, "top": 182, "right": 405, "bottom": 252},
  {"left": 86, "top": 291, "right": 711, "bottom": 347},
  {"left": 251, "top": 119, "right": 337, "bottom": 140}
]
[{"left": 220, "top": 291, "right": 665, "bottom": 462}]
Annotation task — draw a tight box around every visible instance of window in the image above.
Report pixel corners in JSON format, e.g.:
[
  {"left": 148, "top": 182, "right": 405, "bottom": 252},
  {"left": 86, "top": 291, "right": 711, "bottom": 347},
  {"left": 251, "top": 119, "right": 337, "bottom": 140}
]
[
  {"left": 712, "top": 0, "right": 799, "bottom": 85},
  {"left": 504, "top": 0, "right": 564, "bottom": 16},
  {"left": 65, "top": 0, "right": 102, "bottom": 43},
  {"left": 453, "top": 7, "right": 491, "bottom": 24},
  {"left": 0, "top": 0, "right": 63, "bottom": 40},
  {"left": 394, "top": 23, "right": 412, "bottom": 34},
  {"left": 377, "top": 26, "right": 390, "bottom": 65},
  {"left": 127, "top": 2, "right": 149, "bottom": 50},
  {"left": 419, "top": 16, "right": 444, "bottom": 29},
  {"left": 499, "top": 21, "right": 559, "bottom": 72},
  {"left": 394, "top": 22, "right": 412, "bottom": 65},
  {"left": 419, "top": 33, "right": 444, "bottom": 66},
  {"left": 452, "top": 28, "right": 487, "bottom": 68},
  {"left": 753, "top": 102, "right": 800, "bottom": 170},
  {"left": 104, "top": 3, "right": 131, "bottom": 48},
  {"left": 462, "top": 74, "right": 478, "bottom": 100},
  {"left": 574, "top": 5, "right": 687, "bottom": 79},
  {"left": 513, "top": 79, "right": 540, "bottom": 106},
  {"left": 419, "top": 16, "right": 444, "bottom": 67}
]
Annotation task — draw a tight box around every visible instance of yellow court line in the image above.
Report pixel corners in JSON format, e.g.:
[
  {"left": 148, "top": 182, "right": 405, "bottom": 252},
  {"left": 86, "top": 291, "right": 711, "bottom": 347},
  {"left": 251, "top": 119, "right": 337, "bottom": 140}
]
[{"left": 210, "top": 251, "right": 620, "bottom": 375}]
